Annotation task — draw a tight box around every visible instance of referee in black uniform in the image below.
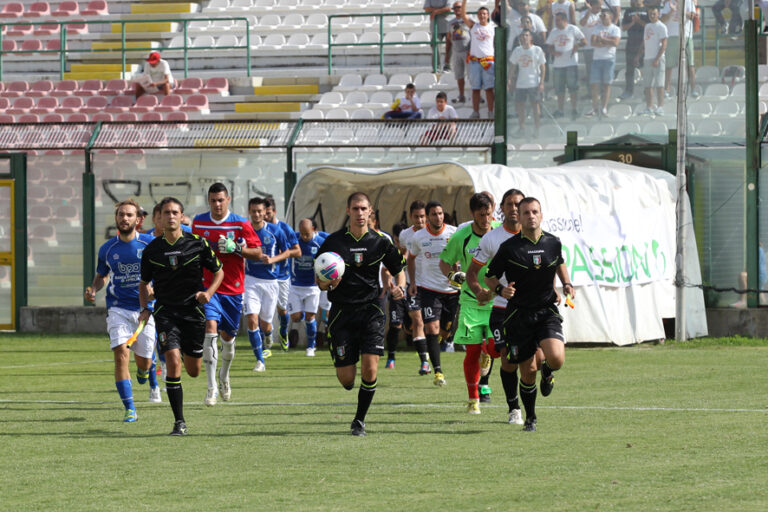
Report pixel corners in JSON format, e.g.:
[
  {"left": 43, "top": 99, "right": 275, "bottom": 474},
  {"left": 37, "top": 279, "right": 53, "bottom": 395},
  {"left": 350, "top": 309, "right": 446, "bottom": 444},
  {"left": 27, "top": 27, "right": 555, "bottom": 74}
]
[
  {"left": 485, "top": 197, "right": 575, "bottom": 432},
  {"left": 316, "top": 192, "right": 407, "bottom": 436},
  {"left": 139, "top": 197, "right": 224, "bottom": 436}
]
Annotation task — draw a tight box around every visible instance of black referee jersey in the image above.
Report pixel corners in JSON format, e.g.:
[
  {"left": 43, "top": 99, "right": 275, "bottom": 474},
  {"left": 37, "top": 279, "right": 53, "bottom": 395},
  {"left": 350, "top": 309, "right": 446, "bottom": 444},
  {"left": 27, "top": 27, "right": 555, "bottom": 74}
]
[
  {"left": 485, "top": 231, "right": 564, "bottom": 310},
  {"left": 318, "top": 227, "right": 405, "bottom": 306},
  {"left": 140, "top": 231, "right": 222, "bottom": 308}
]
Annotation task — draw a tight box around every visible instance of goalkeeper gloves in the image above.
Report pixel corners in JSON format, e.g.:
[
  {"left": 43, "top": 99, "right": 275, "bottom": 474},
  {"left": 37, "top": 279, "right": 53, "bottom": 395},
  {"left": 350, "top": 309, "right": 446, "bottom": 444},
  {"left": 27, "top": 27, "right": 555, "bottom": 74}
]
[
  {"left": 218, "top": 235, "right": 244, "bottom": 255},
  {"left": 447, "top": 271, "right": 466, "bottom": 290}
]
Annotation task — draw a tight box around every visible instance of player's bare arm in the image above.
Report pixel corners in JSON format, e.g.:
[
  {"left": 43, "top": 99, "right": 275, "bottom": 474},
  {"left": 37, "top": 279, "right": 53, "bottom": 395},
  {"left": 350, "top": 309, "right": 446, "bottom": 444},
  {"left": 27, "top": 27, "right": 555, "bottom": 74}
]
[
  {"left": 390, "top": 270, "right": 406, "bottom": 301},
  {"left": 556, "top": 263, "right": 575, "bottom": 299},
  {"left": 84, "top": 274, "right": 108, "bottom": 303},
  {"left": 261, "top": 243, "right": 300, "bottom": 265},
  {"left": 407, "top": 252, "right": 418, "bottom": 296},
  {"left": 461, "top": 0, "right": 474, "bottom": 28},
  {"left": 138, "top": 281, "right": 152, "bottom": 323},
  {"left": 484, "top": 274, "right": 516, "bottom": 300},
  {"left": 196, "top": 268, "right": 225, "bottom": 304},
  {"left": 467, "top": 259, "right": 493, "bottom": 304}
]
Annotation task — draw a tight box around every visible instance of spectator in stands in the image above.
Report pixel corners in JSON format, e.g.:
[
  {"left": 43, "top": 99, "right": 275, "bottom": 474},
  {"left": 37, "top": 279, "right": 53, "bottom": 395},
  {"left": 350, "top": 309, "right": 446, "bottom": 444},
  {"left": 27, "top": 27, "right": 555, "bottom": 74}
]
[
  {"left": 660, "top": 0, "right": 699, "bottom": 98},
  {"left": 713, "top": 0, "right": 742, "bottom": 35},
  {"left": 459, "top": 0, "right": 496, "bottom": 119},
  {"left": 511, "top": 15, "right": 547, "bottom": 49},
  {"left": 641, "top": 5, "right": 667, "bottom": 115},
  {"left": 448, "top": 2, "right": 472, "bottom": 105},
  {"left": 509, "top": 0, "right": 547, "bottom": 48},
  {"left": 604, "top": 0, "right": 621, "bottom": 23},
  {"left": 384, "top": 83, "right": 423, "bottom": 119},
  {"left": 546, "top": 11, "right": 586, "bottom": 119},
  {"left": 619, "top": 0, "right": 649, "bottom": 101},
  {"left": 510, "top": 28, "right": 546, "bottom": 137},
  {"left": 424, "top": 0, "right": 453, "bottom": 71},
  {"left": 579, "top": 0, "right": 602, "bottom": 91},
  {"left": 135, "top": 51, "right": 175, "bottom": 99},
  {"left": 536, "top": 0, "right": 553, "bottom": 29},
  {"left": 421, "top": 91, "right": 458, "bottom": 143},
  {"left": 586, "top": 9, "right": 621, "bottom": 117},
  {"left": 547, "top": 0, "right": 575, "bottom": 31}
]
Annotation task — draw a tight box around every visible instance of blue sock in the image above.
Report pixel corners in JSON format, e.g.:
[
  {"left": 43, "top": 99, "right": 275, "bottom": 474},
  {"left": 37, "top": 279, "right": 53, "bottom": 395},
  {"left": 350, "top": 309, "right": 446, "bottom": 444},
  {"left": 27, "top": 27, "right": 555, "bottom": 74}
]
[
  {"left": 148, "top": 358, "right": 158, "bottom": 389},
  {"left": 115, "top": 379, "right": 134, "bottom": 411},
  {"left": 248, "top": 329, "right": 263, "bottom": 362},
  {"left": 279, "top": 313, "right": 289, "bottom": 339},
  {"left": 306, "top": 319, "right": 317, "bottom": 349}
]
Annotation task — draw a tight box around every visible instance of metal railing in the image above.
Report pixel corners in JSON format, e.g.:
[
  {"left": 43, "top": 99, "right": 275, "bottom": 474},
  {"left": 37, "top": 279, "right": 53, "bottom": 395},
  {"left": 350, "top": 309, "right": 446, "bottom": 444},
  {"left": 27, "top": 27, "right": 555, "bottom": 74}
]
[
  {"left": 0, "top": 17, "right": 252, "bottom": 81},
  {"left": 327, "top": 12, "right": 444, "bottom": 75}
]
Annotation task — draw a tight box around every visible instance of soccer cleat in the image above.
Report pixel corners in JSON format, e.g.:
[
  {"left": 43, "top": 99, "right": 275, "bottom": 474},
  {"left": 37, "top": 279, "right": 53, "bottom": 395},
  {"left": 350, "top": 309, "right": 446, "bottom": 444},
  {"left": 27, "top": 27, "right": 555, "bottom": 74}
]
[
  {"left": 508, "top": 408, "right": 524, "bottom": 425},
  {"left": 479, "top": 384, "right": 492, "bottom": 403},
  {"left": 219, "top": 378, "right": 231, "bottom": 401},
  {"left": 262, "top": 349, "right": 272, "bottom": 359},
  {"left": 136, "top": 369, "right": 149, "bottom": 385},
  {"left": 280, "top": 334, "right": 289, "bottom": 351},
  {"left": 350, "top": 419, "right": 366, "bottom": 436},
  {"left": 204, "top": 387, "right": 217, "bottom": 406},
  {"left": 306, "top": 347, "right": 316, "bottom": 357},
  {"left": 123, "top": 409, "right": 137, "bottom": 422},
  {"left": 433, "top": 372, "right": 446, "bottom": 387},
  {"left": 385, "top": 359, "right": 395, "bottom": 369},
  {"left": 253, "top": 361, "right": 266, "bottom": 372},
  {"left": 418, "top": 361, "right": 431, "bottom": 375},
  {"left": 540, "top": 363, "right": 555, "bottom": 397},
  {"left": 479, "top": 352, "right": 492, "bottom": 377},
  {"left": 467, "top": 399, "right": 481, "bottom": 414},
  {"left": 264, "top": 336, "right": 273, "bottom": 350},
  {"left": 522, "top": 417, "right": 537, "bottom": 432},
  {"left": 169, "top": 420, "right": 188, "bottom": 436},
  {"left": 149, "top": 387, "right": 161, "bottom": 403}
]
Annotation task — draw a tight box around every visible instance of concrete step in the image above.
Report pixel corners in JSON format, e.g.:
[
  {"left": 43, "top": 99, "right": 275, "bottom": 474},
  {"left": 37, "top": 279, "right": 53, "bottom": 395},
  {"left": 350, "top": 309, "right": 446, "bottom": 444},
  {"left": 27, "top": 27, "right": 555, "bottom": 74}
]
[
  {"left": 235, "top": 102, "right": 304, "bottom": 113},
  {"left": 70, "top": 63, "right": 139, "bottom": 73},
  {"left": 253, "top": 84, "right": 319, "bottom": 95},
  {"left": 91, "top": 41, "right": 160, "bottom": 51},
  {"left": 130, "top": 2, "right": 197, "bottom": 14},
  {"left": 111, "top": 22, "right": 177, "bottom": 33}
]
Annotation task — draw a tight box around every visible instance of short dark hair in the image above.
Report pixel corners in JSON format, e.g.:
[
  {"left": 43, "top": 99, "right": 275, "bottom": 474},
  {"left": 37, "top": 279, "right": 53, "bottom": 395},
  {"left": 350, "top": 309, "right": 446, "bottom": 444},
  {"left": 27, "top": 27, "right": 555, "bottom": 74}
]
[
  {"left": 518, "top": 197, "right": 541, "bottom": 211},
  {"left": 248, "top": 197, "right": 268, "bottom": 209},
  {"left": 159, "top": 196, "right": 184, "bottom": 214},
  {"left": 478, "top": 6, "right": 489, "bottom": 14},
  {"left": 469, "top": 192, "right": 493, "bottom": 212},
  {"left": 152, "top": 203, "right": 162, "bottom": 216},
  {"left": 114, "top": 199, "right": 140, "bottom": 217},
  {"left": 500, "top": 188, "right": 525, "bottom": 206},
  {"left": 436, "top": 91, "right": 447, "bottom": 101},
  {"left": 646, "top": 5, "right": 658, "bottom": 12},
  {"left": 405, "top": 83, "right": 415, "bottom": 90},
  {"left": 347, "top": 191, "right": 371, "bottom": 207},
  {"left": 425, "top": 200, "right": 443, "bottom": 216},
  {"left": 392, "top": 222, "right": 407, "bottom": 237},
  {"left": 555, "top": 11, "right": 567, "bottom": 18},
  {"left": 264, "top": 196, "right": 276, "bottom": 209},
  {"left": 409, "top": 200, "right": 426, "bottom": 214},
  {"left": 207, "top": 182, "right": 229, "bottom": 197}
]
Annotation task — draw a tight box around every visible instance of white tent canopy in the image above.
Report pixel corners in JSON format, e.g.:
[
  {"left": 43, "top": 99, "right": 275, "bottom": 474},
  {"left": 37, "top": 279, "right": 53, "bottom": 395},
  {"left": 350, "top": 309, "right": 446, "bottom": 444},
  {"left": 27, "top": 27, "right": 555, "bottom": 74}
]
[{"left": 287, "top": 161, "right": 707, "bottom": 345}]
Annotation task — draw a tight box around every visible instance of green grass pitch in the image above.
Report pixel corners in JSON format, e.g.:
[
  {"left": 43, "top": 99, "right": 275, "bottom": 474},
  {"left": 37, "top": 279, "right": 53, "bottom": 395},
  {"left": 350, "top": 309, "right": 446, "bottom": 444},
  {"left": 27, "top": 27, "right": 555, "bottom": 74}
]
[{"left": 1, "top": 334, "right": 767, "bottom": 511}]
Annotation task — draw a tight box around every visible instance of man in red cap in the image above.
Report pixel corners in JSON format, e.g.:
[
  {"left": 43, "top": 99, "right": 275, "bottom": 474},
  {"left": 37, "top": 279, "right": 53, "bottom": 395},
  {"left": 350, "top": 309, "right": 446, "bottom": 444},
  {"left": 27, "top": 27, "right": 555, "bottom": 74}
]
[{"left": 135, "top": 51, "right": 175, "bottom": 98}]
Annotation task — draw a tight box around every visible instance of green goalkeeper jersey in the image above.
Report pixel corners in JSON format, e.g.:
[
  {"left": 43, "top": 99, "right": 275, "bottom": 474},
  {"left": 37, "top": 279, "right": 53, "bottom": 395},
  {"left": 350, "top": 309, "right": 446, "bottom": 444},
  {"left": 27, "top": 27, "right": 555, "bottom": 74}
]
[{"left": 439, "top": 220, "right": 501, "bottom": 309}]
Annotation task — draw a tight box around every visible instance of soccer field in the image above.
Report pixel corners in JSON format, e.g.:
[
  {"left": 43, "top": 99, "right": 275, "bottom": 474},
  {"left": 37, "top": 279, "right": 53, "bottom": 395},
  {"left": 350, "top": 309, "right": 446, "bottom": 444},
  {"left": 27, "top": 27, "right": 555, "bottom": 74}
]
[{"left": 1, "top": 334, "right": 767, "bottom": 511}]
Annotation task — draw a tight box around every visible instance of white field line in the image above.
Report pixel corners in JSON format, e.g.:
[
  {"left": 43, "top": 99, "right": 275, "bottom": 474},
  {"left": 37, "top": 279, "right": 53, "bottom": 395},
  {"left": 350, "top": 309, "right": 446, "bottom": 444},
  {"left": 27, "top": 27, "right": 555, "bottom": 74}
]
[{"left": 0, "top": 359, "right": 112, "bottom": 369}]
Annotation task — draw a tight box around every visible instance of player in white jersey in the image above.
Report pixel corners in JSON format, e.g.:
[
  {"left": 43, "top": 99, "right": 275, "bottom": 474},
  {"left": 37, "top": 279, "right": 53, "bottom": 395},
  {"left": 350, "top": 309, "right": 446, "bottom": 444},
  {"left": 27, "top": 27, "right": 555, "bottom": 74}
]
[
  {"left": 407, "top": 200, "right": 458, "bottom": 387},
  {"left": 466, "top": 188, "right": 532, "bottom": 424},
  {"left": 397, "top": 200, "right": 430, "bottom": 375}
]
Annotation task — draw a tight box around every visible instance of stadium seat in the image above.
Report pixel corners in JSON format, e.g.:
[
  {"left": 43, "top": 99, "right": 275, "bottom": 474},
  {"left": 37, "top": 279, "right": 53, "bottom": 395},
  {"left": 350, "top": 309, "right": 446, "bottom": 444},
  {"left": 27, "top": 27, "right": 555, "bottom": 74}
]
[
  {"left": 0, "top": 3, "right": 24, "bottom": 18},
  {"left": 759, "top": 65, "right": 768, "bottom": 83},
  {"left": 211, "top": 19, "right": 234, "bottom": 30},
  {"left": 334, "top": 32, "right": 358, "bottom": 46},
  {"left": 300, "top": 109, "right": 324, "bottom": 119},
  {"left": 325, "top": 0, "right": 346, "bottom": 7},
  {"left": 52, "top": 1, "right": 79, "bottom": 16},
  {"left": 305, "top": 13, "right": 328, "bottom": 29},
  {"left": 116, "top": 112, "right": 139, "bottom": 121},
  {"left": 65, "top": 113, "right": 88, "bottom": 122},
  {"left": 383, "top": 32, "right": 406, "bottom": 45},
  {"left": 55, "top": 96, "right": 84, "bottom": 113},
  {"left": 64, "top": 22, "right": 87, "bottom": 35},
  {"left": 358, "top": 32, "right": 381, "bottom": 46},
  {"left": 140, "top": 112, "right": 163, "bottom": 122},
  {"left": 156, "top": 94, "right": 184, "bottom": 112},
  {"left": 315, "top": 91, "right": 343, "bottom": 109},
  {"left": 34, "top": 23, "right": 60, "bottom": 36},
  {"left": 325, "top": 108, "right": 349, "bottom": 119},
  {"left": 695, "top": 119, "right": 723, "bottom": 136},
  {"left": 614, "top": 122, "right": 641, "bottom": 136},
  {"left": 217, "top": 35, "right": 240, "bottom": 48},
  {"left": 307, "top": 34, "right": 328, "bottom": 49},
  {"left": 29, "top": 205, "right": 54, "bottom": 222},
  {"left": 2, "top": 40, "right": 16, "bottom": 52},
  {"left": 0, "top": 97, "right": 9, "bottom": 110},
  {"left": 80, "top": 0, "right": 108, "bottom": 15},
  {"left": 91, "top": 112, "right": 113, "bottom": 122},
  {"left": 28, "top": 80, "right": 54, "bottom": 97},
  {"left": 0, "top": 114, "right": 14, "bottom": 123},
  {"left": 361, "top": 74, "right": 388, "bottom": 91},
  {"left": 41, "top": 113, "right": 64, "bottom": 123},
  {"left": 129, "top": 95, "right": 158, "bottom": 113},
  {"left": 7, "top": 97, "right": 34, "bottom": 114},
  {"left": 730, "top": 83, "right": 746, "bottom": 98},
  {"left": 7, "top": 24, "right": 32, "bottom": 37},
  {"left": 365, "top": 91, "right": 393, "bottom": 109},
  {"left": 695, "top": 66, "right": 721, "bottom": 84},
  {"left": 230, "top": 0, "right": 253, "bottom": 10},
  {"left": 414, "top": 73, "right": 437, "bottom": 90},
  {"left": 19, "top": 39, "right": 43, "bottom": 54},
  {"left": 259, "top": 14, "right": 281, "bottom": 28},
  {"left": 165, "top": 111, "right": 188, "bottom": 121},
  {"left": 18, "top": 114, "right": 40, "bottom": 123},
  {"left": 337, "top": 74, "right": 363, "bottom": 91},
  {"left": 713, "top": 100, "right": 741, "bottom": 118},
  {"left": 75, "top": 79, "right": 102, "bottom": 97},
  {"left": 722, "top": 118, "right": 745, "bottom": 138},
  {"left": 586, "top": 123, "right": 614, "bottom": 142},
  {"left": 607, "top": 104, "right": 632, "bottom": 120},
  {"left": 641, "top": 121, "right": 668, "bottom": 135},
  {"left": 261, "top": 33, "right": 285, "bottom": 49},
  {"left": 282, "top": 14, "right": 305, "bottom": 29},
  {"left": 100, "top": 79, "right": 130, "bottom": 96},
  {"left": 30, "top": 97, "right": 58, "bottom": 114},
  {"left": 302, "top": 127, "right": 329, "bottom": 143},
  {"left": 188, "top": 20, "right": 210, "bottom": 30},
  {"left": 388, "top": 73, "right": 412, "bottom": 87},
  {"left": 407, "top": 31, "right": 431, "bottom": 44},
  {"left": 200, "top": 77, "right": 228, "bottom": 96},
  {"left": 254, "top": 0, "right": 275, "bottom": 7},
  {"left": 27, "top": 2, "right": 51, "bottom": 17},
  {"left": 207, "top": 0, "right": 230, "bottom": 11},
  {"left": 193, "top": 35, "right": 216, "bottom": 48},
  {"left": 55, "top": 205, "right": 79, "bottom": 226},
  {"left": 51, "top": 80, "right": 78, "bottom": 97},
  {"left": 687, "top": 101, "right": 713, "bottom": 119},
  {"left": 105, "top": 95, "right": 133, "bottom": 113},
  {"left": 30, "top": 224, "right": 57, "bottom": 246},
  {"left": 180, "top": 94, "right": 209, "bottom": 112},
  {"left": 80, "top": 95, "right": 107, "bottom": 114},
  {"left": 350, "top": 108, "right": 374, "bottom": 119},
  {"left": 302, "top": 0, "right": 323, "bottom": 6},
  {"left": 343, "top": 91, "right": 367, "bottom": 108},
  {"left": 702, "top": 83, "right": 730, "bottom": 101},
  {"left": 284, "top": 34, "right": 309, "bottom": 50},
  {"left": 168, "top": 35, "right": 192, "bottom": 49}
]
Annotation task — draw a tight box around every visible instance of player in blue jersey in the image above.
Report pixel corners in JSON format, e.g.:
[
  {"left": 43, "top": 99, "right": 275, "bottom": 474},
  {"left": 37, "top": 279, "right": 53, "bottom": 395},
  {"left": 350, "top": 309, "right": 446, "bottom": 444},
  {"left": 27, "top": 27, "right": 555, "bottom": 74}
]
[
  {"left": 244, "top": 197, "right": 299, "bottom": 371},
  {"left": 85, "top": 199, "right": 159, "bottom": 422},
  {"left": 287, "top": 218, "right": 328, "bottom": 357},
  {"left": 264, "top": 196, "right": 300, "bottom": 349}
]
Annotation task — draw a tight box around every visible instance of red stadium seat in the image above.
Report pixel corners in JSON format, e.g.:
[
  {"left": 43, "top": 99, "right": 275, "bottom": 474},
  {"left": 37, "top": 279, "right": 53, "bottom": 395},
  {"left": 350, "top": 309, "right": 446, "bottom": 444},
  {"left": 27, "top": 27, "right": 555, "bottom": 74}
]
[
  {"left": 46, "top": 39, "right": 63, "bottom": 51},
  {"left": 129, "top": 95, "right": 157, "bottom": 113},
  {"left": 80, "top": 0, "right": 108, "bottom": 15},
  {"left": 180, "top": 94, "right": 209, "bottom": 112},
  {"left": 0, "top": 98, "right": 10, "bottom": 110},
  {"left": 116, "top": 112, "right": 138, "bottom": 122},
  {"left": 64, "top": 21, "right": 87, "bottom": 35},
  {"left": 34, "top": 23, "right": 60, "bottom": 36},
  {"left": 52, "top": 1, "right": 79, "bottom": 16},
  {"left": 1, "top": 81, "right": 29, "bottom": 98},
  {"left": 18, "top": 114, "right": 40, "bottom": 123},
  {"left": 30, "top": 96, "right": 58, "bottom": 114},
  {"left": 7, "top": 24, "right": 33, "bottom": 37},
  {"left": 19, "top": 39, "right": 43, "bottom": 54},
  {"left": 140, "top": 112, "right": 163, "bottom": 122},
  {"left": 75, "top": 79, "right": 102, "bottom": 97},
  {"left": 65, "top": 113, "right": 88, "bottom": 122},
  {"left": 100, "top": 79, "right": 130, "bottom": 96},
  {"left": 28, "top": 80, "right": 54, "bottom": 97},
  {"left": 106, "top": 96, "right": 133, "bottom": 113},
  {"left": 7, "top": 97, "right": 34, "bottom": 114},
  {"left": 27, "top": 2, "right": 51, "bottom": 17},
  {"left": 200, "top": 77, "right": 229, "bottom": 95},
  {"left": 155, "top": 94, "right": 183, "bottom": 112},
  {"left": 174, "top": 77, "right": 203, "bottom": 95},
  {"left": 2, "top": 40, "right": 16, "bottom": 52},
  {"left": 42, "top": 113, "right": 65, "bottom": 123},
  {"left": 29, "top": 205, "right": 54, "bottom": 221},
  {"left": 80, "top": 95, "right": 107, "bottom": 113},
  {"left": 0, "top": 114, "right": 15, "bottom": 123},
  {"left": 55, "top": 96, "right": 84, "bottom": 113},
  {"left": 51, "top": 80, "right": 78, "bottom": 97},
  {"left": 30, "top": 224, "right": 57, "bottom": 245},
  {"left": 91, "top": 112, "right": 113, "bottom": 122},
  {"left": 0, "top": 3, "right": 24, "bottom": 18}
]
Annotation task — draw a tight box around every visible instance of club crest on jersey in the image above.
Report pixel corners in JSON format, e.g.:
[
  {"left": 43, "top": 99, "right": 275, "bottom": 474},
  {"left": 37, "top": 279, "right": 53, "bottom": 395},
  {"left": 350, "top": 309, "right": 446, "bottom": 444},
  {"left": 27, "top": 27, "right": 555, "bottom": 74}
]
[
  {"left": 113, "top": 254, "right": 119, "bottom": 260},
  {"left": 532, "top": 254, "right": 541, "bottom": 268},
  {"left": 204, "top": 230, "right": 210, "bottom": 238},
  {"left": 336, "top": 345, "right": 346, "bottom": 358},
  {"left": 169, "top": 255, "right": 178, "bottom": 269},
  {"left": 262, "top": 235, "right": 273, "bottom": 246},
  {"left": 311, "top": 247, "right": 318, "bottom": 255},
  {"left": 136, "top": 249, "right": 143, "bottom": 258},
  {"left": 354, "top": 253, "right": 363, "bottom": 266},
  {"left": 227, "top": 231, "right": 235, "bottom": 239}
]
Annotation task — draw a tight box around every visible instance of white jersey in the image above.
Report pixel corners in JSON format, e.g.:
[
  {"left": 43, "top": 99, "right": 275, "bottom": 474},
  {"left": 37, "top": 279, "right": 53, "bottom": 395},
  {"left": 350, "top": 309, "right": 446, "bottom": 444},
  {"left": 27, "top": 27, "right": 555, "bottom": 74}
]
[
  {"left": 469, "top": 22, "right": 495, "bottom": 58},
  {"left": 643, "top": 20, "right": 668, "bottom": 60},
  {"left": 398, "top": 224, "right": 420, "bottom": 253},
  {"left": 472, "top": 224, "right": 520, "bottom": 309},
  {"left": 408, "top": 224, "right": 457, "bottom": 294}
]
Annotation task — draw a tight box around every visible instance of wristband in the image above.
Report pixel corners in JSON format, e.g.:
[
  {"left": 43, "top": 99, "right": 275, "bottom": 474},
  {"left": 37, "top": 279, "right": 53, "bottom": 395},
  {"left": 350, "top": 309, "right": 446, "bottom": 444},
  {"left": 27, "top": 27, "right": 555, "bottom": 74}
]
[
  {"left": 564, "top": 282, "right": 573, "bottom": 287},
  {"left": 140, "top": 306, "right": 151, "bottom": 314},
  {"left": 495, "top": 284, "right": 504, "bottom": 297}
]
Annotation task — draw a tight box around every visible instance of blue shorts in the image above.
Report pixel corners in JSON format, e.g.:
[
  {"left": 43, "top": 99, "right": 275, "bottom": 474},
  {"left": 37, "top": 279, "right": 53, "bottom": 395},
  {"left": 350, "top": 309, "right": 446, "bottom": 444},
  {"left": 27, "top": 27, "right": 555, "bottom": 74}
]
[
  {"left": 469, "top": 59, "right": 494, "bottom": 90},
  {"left": 204, "top": 292, "right": 243, "bottom": 338},
  {"left": 590, "top": 59, "right": 615, "bottom": 85},
  {"left": 553, "top": 66, "right": 579, "bottom": 95}
]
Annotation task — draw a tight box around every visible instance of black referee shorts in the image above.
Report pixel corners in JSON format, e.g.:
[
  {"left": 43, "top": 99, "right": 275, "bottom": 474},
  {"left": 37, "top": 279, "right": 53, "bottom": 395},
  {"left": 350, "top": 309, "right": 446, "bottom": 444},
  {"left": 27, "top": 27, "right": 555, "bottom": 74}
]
[
  {"left": 489, "top": 306, "right": 506, "bottom": 353},
  {"left": 154, "top": 305, "right": 206, "bottom": 358},
  {"left": 418, "top": 287, "right": 459, "bottom": 328},
  {"left": 502, "top": 306, "right": 564, "bottom": 364},
  {"left": 327, "top": 302, "right": 386, "bottom": 367},
  {"left": 388, "top": 294, "right": 410, "bottom": 327}
]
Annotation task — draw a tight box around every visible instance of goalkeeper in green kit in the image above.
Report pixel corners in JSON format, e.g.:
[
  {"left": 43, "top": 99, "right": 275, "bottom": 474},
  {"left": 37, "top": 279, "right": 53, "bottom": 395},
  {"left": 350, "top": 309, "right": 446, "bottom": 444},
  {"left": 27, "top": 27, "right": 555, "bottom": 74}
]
[{"left": 439, "top": 192, "right": 499, "bottom": 414}]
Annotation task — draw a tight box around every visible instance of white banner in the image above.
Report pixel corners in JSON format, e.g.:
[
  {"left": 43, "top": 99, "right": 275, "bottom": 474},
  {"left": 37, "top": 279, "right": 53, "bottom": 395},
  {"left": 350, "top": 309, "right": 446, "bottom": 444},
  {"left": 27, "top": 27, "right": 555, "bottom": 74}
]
[{"left": 542, "top": 207, "right": 675, "bottom": 287}]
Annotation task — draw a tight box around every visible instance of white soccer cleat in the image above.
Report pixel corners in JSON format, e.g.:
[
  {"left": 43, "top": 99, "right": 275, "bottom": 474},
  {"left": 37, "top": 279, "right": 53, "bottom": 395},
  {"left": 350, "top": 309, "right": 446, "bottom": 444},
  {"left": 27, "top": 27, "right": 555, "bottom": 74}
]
[
  {"left": 204, "top": 387, "right": 218, "bottom": 406},
  {"left": 149, "top": 386, "right": 162, "bottom": 403},
  {"left": 306, "top": 347, "right": 316, "bottom": 357},
  {"left": 253, "top": 361, "right": 266, "bottom": 372},
  {"left": 508, "top": 408, "right": 524, "bottom": 425},
  {"left": 219, "top": 379, "right": 231, "bottom": 402}
]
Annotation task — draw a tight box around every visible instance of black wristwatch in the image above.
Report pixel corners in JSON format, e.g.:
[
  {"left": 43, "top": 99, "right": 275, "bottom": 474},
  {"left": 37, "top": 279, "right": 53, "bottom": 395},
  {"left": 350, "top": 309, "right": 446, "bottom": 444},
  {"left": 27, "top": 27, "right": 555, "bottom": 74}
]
[
  {"left": 141, "top": 307, "right": 152, "bottom": 314},
  {"left": 495, "top": 284, "right": 504, "bottom": 297}
]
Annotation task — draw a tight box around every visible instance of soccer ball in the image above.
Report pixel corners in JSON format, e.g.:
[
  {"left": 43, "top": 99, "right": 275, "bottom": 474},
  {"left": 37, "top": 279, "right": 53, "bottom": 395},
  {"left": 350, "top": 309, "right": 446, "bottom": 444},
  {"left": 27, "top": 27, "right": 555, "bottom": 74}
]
[{"left": 314, "top": 252, "right": 345, "bottom": 282}]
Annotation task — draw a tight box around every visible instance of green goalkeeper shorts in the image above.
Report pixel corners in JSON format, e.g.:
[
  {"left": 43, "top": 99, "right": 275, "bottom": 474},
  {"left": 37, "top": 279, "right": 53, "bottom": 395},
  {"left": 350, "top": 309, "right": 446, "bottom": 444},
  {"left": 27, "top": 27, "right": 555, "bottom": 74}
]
[{"left": 453, "top": 304, "right": 492, "bottom": 345}]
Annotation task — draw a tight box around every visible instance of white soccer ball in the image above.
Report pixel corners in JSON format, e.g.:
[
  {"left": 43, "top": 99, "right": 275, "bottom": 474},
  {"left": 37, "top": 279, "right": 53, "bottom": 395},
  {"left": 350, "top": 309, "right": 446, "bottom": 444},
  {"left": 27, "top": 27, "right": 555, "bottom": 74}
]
[{"left": 314, "top": 252, "right": 345, "bottom": 282}]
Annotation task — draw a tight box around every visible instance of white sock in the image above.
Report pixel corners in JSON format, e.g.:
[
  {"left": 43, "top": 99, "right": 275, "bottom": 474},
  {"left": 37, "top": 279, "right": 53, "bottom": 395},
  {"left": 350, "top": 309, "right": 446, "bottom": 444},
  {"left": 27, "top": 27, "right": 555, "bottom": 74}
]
[
  {"left": 203, "top": 333, "right": 218, "bottom": 390},
  {"left": 220, "top": 338, "right": 236, "bottom": 382}
]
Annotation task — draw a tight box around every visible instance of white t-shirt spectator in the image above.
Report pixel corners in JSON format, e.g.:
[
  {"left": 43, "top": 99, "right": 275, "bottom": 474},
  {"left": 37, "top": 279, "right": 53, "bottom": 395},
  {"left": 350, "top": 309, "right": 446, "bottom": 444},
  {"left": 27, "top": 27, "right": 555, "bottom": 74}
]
[
  {"left": 643, "top": 20, "right": 668, "bottom": 60},
  {"left": 546, "top": 24, "right": 585, "bottom": 67},
  {"left": 550, "top": 0, "right": 574, "bottom": 23},
  {"left": 510, "top": 45, "right": 547, "bottom": 88},
  {"left": 427, "top": 105, "right": 458, "bottom": 119},
  {"left": 509, "top": 13, "right": 547, "bottom": 46},
  {"left": 580, "top": 10, "right": 601, "bottom": 50},
  {"left": 592, "top": 23, "right": 622, "bottom": 60},
  {"left": 397, "top": 94, "right": 422, "bottom": 113},
  {"left": 661, "top": 0, "right": 695, "bottom": 38},
  {"left": 143, "top": 59, "right": 174, "bottom": 86},
  {"left": 469, "top": 23, "right": 495, "bottom": 58}
]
